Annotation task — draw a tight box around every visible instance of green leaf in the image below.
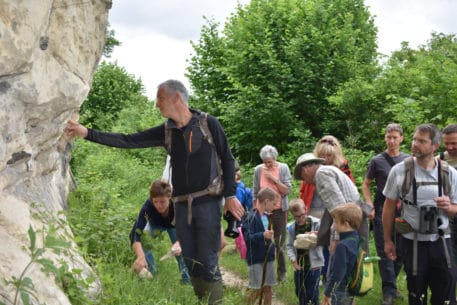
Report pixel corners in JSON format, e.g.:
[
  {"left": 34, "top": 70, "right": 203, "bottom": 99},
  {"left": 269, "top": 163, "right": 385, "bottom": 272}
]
[
  {"left": 20, "top": 291, "right": 31, "bottom": 305},
  {"left": 45, "top": 234, "right": 71, "bottom": 250},
  {"left": 27, "top": 225, "right": 36, "bottom": 252}
]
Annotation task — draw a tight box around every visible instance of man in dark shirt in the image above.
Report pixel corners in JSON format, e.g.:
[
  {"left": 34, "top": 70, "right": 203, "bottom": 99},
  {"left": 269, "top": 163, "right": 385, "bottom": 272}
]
[
  {"left": 362, "top": 123, "right": 408, "bottom": 305},
  {"left": 130, "top": 179, "right": 190, "bottom": 284},
  {"left": 66, "top": 79, "right": 244, "bottom": 304}
]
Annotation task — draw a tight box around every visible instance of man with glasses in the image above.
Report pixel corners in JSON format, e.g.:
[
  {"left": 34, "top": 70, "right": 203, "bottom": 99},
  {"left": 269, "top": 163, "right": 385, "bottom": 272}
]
[
  {"left": 383, "top": 124, "right": 457, "bottom": 305},
  {"left": 293, "top": 153, "right": 372, "bottom": 253}
]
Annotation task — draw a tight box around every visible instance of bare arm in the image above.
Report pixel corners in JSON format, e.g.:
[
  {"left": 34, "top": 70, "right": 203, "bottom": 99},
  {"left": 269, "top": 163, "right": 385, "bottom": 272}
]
[
  {"left": 131, "top": 241, "right": 147, "bottom": 273},
  {"left": 361, "top": 177, "right": 373, "bottom": 204},
  {"left": 362, "top": 177, "right": 375, "bottom": 219},
  {"left": 382, "top": 197, "right": 397, "bottom": 261}
]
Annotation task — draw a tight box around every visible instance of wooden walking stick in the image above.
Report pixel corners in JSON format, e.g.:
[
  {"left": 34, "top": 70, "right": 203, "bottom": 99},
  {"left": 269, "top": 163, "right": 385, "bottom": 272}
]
[{"left": 259, "top": 214, "right": 272, "bottom": 305}]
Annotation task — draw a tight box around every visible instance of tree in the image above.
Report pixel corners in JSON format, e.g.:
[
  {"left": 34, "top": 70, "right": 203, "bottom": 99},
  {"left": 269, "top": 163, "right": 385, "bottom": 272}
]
[
  {"left": 80, "top": 62, "right": 148, "bottom": 130},
  {"left": 330, "top": 33, "right": 457, "bottom": 151},
  {"left": 103, "top": 25, "right": 121, "bottom": 58},
  {"left": 187, "top": 0, "right": 378, "bottom": 163}
]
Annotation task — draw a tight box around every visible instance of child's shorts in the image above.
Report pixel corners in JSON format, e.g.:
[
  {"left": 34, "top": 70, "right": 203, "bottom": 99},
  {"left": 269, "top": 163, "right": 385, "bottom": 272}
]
[{"left": 247, "top": 261, "right": 276, "bottom": 289}]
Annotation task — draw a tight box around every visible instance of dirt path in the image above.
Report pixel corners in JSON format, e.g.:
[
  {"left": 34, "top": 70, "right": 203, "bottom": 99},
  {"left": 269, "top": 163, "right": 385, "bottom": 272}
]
[{"left": 220, "top": 266, "right": 286, "bottom": 305}]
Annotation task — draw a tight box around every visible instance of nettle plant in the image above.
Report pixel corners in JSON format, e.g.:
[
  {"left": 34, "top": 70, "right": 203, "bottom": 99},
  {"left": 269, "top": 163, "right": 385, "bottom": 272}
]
[{"left": 1, "top": 205, "right": 94, "bottom": 305}]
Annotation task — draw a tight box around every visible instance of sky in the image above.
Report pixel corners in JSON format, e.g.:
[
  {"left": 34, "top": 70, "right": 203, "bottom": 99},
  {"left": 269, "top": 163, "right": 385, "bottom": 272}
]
[{"left": 107, "top": 0, "right": 457, "bottom": 98}]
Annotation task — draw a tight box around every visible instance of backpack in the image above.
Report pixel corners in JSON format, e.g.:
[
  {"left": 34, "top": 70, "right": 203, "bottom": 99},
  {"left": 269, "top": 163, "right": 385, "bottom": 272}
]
[
  {"left": 397, "top": 156, "right": 453, "bottom": 275},
  {"left": 164, "top": 112, "right": 224, "bottom": 196},
  {"left": 242, "top": 186, "right": 253, "bottom": 211},
  {"left": 400, "top": 156, "right": 450, "bottom": 201},
  {"left": 347, "top": 237, "right": 379, "bottom": 296}
]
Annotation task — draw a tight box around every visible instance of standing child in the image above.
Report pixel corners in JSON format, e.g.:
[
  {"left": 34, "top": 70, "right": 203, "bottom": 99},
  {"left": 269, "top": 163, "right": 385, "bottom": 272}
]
[
  {"left": 286, "top": 199, "right": 324, "bottom": 305},
  {"left": 321, "top": 203, "right": 363, "bottom": 305},
  {"left": 242, "top": 187, "right": 278, "bottom": 305}
]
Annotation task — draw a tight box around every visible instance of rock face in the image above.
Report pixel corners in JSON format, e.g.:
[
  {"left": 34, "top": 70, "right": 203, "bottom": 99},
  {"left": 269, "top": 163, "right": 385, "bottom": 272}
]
[{"left": 0, "top": 1, "right": 110, "bottom": 304}]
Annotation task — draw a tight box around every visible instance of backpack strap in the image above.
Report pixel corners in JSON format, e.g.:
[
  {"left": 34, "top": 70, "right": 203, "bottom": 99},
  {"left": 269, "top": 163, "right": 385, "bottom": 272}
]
[
  {"left": 440, "top": 151, "right": 445, "bottom": 161},
  {"left": 170, "top": 112, "right": 225, "bottom": 224},
  {"left": 198, "top": 112, "right": 224, "bottom": 195},
  {"left": 382, "top": 152, "right": 397, "bottom": 167},
  {"left": 401, "top": 157, "right": 415, "bottom": 203},
  {"left": 439, "top": 159, "right": 450, "bottom": 196}
]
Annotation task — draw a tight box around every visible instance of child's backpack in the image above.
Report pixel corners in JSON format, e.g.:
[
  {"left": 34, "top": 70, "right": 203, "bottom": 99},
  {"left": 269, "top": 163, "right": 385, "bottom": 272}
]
[
  {"left": 242, "top": 186, "right": 253, "bottom": 211},
  {"left": 347, "top": 237, "right": 380, "bottom": 296}
]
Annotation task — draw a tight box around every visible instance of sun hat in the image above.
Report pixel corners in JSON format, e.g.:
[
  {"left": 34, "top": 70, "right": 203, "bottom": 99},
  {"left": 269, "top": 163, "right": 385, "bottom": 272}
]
[{"left": 293, "top": 153, "right": 325, "bottom": 180}]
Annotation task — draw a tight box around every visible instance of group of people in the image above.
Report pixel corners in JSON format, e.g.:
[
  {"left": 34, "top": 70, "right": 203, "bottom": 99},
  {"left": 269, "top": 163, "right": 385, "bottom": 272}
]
[{"left": 65, "top": 79, "right": 457, "bottom": 305}]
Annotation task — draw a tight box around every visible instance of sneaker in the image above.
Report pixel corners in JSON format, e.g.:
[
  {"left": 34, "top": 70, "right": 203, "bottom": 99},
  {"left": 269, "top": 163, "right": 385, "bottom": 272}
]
[{"left": 381, "top": 296, "right": 393, "bottom": 305}]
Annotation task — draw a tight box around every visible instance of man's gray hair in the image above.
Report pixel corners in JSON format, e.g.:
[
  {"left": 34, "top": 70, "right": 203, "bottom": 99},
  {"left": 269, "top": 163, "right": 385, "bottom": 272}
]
[
  {"left": 385, "top": 123, "right": 403, "bottom": 135},
  {"left": 259, "top": 145, "right": 278, "bottom": 160},
  {"left": 415, "top": 123, "right": 441, "bottom": 145},
  {"left": 158, "top": 79, "right": 189, "bottom": 104},
  {"left": 443, "top": 124, "right": 457, "bottom": 135}
]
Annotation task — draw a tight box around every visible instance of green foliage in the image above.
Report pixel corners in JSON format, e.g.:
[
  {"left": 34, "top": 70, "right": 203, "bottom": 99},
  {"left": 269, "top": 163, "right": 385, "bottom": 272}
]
[
  {"left": 3, "top": 222, "right": 91, "bottom": 305},
  {"left": 188, "top": 0, "right": 378, "bottom": 163},
  {"left": 103, "top": 25, "right": 121, "bottom": 58},
  {"left": 80, "top": 62, "right": 148, "bottom": 130},
  {"left": 331, "top": 33, "right": 457, "bottom": 151}
]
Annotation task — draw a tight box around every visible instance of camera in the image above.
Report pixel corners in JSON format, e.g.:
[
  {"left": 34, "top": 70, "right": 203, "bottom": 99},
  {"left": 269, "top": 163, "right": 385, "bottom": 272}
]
[{"left": 224, "top": 212, "right": 242, "bottom": 238}]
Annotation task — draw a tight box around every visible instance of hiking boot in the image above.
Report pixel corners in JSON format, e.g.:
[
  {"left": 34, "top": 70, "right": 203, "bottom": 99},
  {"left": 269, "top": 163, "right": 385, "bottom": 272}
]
[{"left": 381, "top": 296, "right": 393, "bottom": 305}]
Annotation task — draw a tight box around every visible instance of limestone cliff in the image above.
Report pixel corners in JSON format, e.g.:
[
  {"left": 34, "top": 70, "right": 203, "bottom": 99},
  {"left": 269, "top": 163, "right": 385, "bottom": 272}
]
[{"left": 0, "top": 1, "right": 111, "bottom": 304}]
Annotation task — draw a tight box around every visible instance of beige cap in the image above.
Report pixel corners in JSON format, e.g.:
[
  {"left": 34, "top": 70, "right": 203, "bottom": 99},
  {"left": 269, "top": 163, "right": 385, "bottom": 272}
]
[{"left": 293, "top": 153, "right": 325, "bottom": 180}]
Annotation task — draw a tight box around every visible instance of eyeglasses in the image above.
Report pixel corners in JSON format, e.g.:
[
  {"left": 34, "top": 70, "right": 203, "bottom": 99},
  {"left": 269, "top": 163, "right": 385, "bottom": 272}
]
[
  {"left": 319, "top": 138, "right": 336, "bottom": 146},
  {"left": 293, "top": 213, "right": 306, "bottom": 220}
]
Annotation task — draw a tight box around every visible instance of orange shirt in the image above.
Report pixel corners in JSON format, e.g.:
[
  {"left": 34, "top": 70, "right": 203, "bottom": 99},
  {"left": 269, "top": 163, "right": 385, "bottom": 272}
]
[{"left": 260, "top": 164, "right": 281, "bottom": 209}]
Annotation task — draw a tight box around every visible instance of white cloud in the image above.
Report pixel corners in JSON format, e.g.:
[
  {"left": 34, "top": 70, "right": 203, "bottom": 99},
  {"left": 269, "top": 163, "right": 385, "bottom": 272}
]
[
  {"left": 107, "top": 0, "right": 457, "bottom": 98},
  {"left": 365, "top": 0, "right": 457, "bottom": 55}
]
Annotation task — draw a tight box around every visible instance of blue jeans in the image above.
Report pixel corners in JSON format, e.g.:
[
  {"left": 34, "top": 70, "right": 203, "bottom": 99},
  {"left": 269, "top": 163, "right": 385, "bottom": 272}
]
[
  {"left": 331, "top": 290, "right": 353, "bottom": 305},
  {"left": 373, "top": 207, "right": 403, "bottom": 298},
  {"left": 143, "top": 222, "right": 190, "bottom": 283},
  {"left": 294, "top": 267, "right": 320, "bottom": 305}
]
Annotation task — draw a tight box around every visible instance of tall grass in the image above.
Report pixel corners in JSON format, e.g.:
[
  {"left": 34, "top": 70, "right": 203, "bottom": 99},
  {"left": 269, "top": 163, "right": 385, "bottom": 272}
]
[{"left": 67, "top": 137, "right": 409, "bottom": 304}]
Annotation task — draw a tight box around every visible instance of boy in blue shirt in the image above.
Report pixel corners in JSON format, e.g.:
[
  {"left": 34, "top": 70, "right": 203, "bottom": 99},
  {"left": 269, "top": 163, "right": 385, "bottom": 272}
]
[
  {"left": 242, "top": 187, "right": 278, "bottom": 305},
  {"left": 322, "top": 203, "right": 362, "bottom": 305}
]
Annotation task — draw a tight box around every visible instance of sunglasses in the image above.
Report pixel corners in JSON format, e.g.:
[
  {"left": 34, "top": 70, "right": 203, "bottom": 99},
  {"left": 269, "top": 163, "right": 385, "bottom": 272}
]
[{"left": 319, "top": 138, "right": 336, "bottom": 146}]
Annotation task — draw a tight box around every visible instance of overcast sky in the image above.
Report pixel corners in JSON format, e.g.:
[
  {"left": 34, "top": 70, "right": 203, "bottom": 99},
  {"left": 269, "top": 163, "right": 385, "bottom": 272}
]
[{"left": 107, "top": 0, "right": 457, "bottom": 98}]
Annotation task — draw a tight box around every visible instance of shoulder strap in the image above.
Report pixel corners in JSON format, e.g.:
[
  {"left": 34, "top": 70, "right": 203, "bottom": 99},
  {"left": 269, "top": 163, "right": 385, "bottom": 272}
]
[
  {"left": 401, "top": 157, "right": 415, "bottom": 200},
  {"left": 198, "top": 112, "right": 213, "bottom": 145},
  {"left": 439, "top": 159, "right": 450, "bottom": 196},
  {"left": 382, "top": 152, "right": 397, "bottom": 167}
]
